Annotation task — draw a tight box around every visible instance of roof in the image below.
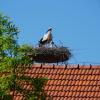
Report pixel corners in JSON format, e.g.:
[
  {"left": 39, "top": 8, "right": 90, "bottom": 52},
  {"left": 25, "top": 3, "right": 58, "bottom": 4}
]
[{"left": 14, "top": 64, "right": 100, "bottom": 100}]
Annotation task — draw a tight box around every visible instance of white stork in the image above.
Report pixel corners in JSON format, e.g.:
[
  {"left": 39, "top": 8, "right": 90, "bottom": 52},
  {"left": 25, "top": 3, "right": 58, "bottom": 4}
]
[{"left": 39, "top": 28, "right": 53, "bottom": 47}]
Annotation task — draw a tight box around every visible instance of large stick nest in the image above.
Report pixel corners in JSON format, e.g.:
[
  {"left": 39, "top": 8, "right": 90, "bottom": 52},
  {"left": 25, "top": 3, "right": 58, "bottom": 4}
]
[{"left": 28, "top": 47, "right": 71, "bottom": 63}]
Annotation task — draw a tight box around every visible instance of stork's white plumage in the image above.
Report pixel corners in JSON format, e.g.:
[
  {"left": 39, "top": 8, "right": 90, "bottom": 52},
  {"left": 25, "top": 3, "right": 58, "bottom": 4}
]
[
  {"left": 42, "top": 34, "right": 48, "bottom": 41},
  {"left": 42, "top": 28, "right": 52, "bottom": 41},
  {"left": 39, "top": 28, "right": 52, "bottom": 47}
]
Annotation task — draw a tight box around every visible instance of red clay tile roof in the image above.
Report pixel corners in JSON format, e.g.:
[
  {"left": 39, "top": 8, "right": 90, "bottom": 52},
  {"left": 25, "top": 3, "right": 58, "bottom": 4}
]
[{"left": 14, "top": 64, "right": 100, "bottom": 100}]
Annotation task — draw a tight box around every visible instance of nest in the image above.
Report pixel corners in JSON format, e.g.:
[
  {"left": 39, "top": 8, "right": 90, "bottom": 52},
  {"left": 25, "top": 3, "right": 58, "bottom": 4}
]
[{"left": 28, "top": 47, "right": 71, "bottom": 63}]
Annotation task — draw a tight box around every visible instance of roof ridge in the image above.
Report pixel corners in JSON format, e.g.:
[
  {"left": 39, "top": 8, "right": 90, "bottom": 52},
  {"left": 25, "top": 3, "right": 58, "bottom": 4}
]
[{"left": 32, "top": 64, "right": 100, "bottom": 69}]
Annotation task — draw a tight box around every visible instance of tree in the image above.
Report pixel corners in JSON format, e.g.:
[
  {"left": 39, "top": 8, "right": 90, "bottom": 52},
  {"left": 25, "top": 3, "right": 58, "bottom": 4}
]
[
  {"left": 0, "top": 13, "right": 19, "bottom": 99},
  {"left": 0, "top": 13, "right": 48, "bottom": 100}
]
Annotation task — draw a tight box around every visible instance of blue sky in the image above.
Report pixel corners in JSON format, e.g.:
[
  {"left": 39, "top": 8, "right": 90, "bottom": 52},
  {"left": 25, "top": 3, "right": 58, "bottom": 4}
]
[{"left": 0, "top": 0, "right": 100, "bottom": 64}]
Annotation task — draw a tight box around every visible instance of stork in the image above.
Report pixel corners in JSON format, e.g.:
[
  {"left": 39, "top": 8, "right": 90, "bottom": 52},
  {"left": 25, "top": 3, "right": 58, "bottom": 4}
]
[{"left": 39, "top": 28, "right": 53, "bottom": 47}]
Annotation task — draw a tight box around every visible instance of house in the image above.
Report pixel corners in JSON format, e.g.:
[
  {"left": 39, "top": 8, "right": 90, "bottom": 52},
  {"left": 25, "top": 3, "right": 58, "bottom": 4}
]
[{"left": 13, "top": 64, "right": 100, "bottom": 100}]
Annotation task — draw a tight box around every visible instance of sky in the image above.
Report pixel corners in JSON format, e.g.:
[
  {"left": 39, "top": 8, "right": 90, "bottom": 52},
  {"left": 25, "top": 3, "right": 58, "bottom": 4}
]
[{"left": 0, "top": 0, "right": 100, "bottom": 64}]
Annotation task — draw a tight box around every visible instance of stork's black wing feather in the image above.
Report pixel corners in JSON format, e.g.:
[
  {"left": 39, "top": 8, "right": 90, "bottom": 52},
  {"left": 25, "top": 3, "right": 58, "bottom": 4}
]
[{"left": 39, "top": 37, "right": 48, "bottom": 45}]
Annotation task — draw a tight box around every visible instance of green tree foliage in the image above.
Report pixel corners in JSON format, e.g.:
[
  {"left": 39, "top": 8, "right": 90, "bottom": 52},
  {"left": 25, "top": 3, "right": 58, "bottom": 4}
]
[
  {"left": 17, "top": 44, "right": 35, "bottom": 64},
  {"left": 0, "top": 13, "right": 48, "bottom": 100},
  {"left": 31, "top": 78, "right": 48, "bottom": 100},
  {"left": 0, "top": 14, "right": 19, "bottom": 58},
  {"left": 16, "top": 76, "right": 48, "bottom": 100},
  {"left": 0, "top": 13, "right": 19, "bottom": 99}
]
